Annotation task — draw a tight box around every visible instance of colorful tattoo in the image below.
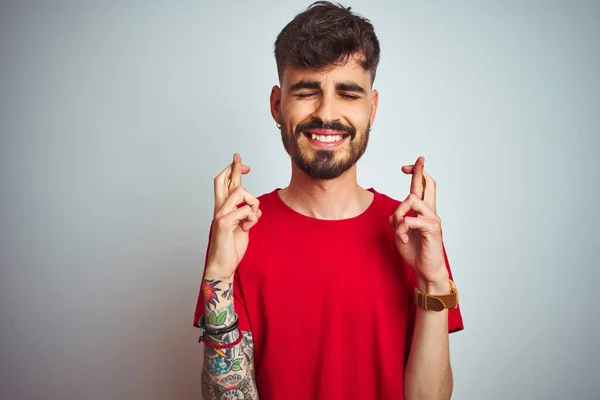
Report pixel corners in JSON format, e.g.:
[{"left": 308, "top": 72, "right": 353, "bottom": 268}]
[
  {"left": 201, "top": 277, "right": 257, "bottom": 398},
  {"left": 202, "top": 331, "right": 257, "bottom": 399},
  {"left": 204, "top": 356, "right": 244, "bottom": 375},
  {"left": 202, "top": 279, "right": 222, "bottom": 308},
  {"left": 209, "top": 374, "right": 254, "bottom": 399},
  {"left": 221, "top": 282, "right": 233, "bottom": 300},
  {"left": 240, "top": 332, "right": 254, "bottom": 365},
  {"left": 208, "top": 310, "right": 228, "bottom": 326}
]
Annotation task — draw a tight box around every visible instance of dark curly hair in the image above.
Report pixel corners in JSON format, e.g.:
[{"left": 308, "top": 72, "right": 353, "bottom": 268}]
[{"left": 274, "top": 1, "right": 380, "bottom": 85}]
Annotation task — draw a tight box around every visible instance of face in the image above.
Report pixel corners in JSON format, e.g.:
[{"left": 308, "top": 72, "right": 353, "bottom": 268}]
[{"left": 270, "top": 55, "right": 378, "bottom": 180}]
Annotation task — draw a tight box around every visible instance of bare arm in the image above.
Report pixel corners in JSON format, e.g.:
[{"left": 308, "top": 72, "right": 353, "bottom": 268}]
[
  {"left": 395, "top": 158, "right": 456, "bottom": 399},
  {"left": 201, "top": 154, "right": 261, "bottom": 399},
  {"left": 404, "top": 279, "right": 452, "bottom": 400},
  {"left": 201, "top": 278, "right": 258, "bottom": 399}
]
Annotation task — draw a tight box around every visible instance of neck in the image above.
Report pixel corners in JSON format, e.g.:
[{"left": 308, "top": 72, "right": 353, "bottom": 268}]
[{"left": 278, "top": 163, "right": 373, "bottom": 220}]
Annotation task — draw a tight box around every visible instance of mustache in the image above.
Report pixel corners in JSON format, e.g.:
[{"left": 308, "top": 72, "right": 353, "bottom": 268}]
[{"left": 294, "top": 119, "right": 356, "bottom": 139}]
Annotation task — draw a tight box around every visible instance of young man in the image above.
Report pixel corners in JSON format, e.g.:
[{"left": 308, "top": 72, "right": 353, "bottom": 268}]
[{"left": 194, "top": 2, "right": 464, "bottom": 399}]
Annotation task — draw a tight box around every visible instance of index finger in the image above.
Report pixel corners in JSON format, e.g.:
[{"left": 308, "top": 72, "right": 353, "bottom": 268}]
[{"left": 410, "top": 156, "right": 425, "bottom": 200}]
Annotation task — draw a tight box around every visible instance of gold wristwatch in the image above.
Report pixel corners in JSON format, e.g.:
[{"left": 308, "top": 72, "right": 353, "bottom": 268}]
[{"left": 414, "top": 280, "right": 459, "bottom": 311}]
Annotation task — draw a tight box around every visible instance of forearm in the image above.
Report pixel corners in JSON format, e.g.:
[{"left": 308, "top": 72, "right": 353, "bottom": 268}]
[
  {"left": 404, "top": 279, "right": 452, "bottom": 400},
  {"left": 201, "top": 277, "right": 258, "bottom": 399}
]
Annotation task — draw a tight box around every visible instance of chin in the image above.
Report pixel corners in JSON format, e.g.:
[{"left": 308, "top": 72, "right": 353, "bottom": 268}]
[{"left": 293, "top": 156, "right": 354, "bottom": 180}]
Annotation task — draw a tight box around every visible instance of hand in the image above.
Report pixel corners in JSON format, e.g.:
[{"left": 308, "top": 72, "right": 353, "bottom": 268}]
[
  {"left": 205, "top": 153, "right": 262, "bottom": 281},
  {"left": 389, "top": 157, "right": 449, "bottom": 291}
]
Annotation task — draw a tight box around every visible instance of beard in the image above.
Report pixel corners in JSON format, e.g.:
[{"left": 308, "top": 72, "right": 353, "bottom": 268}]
[{"left": 280, "top": 118, "right": 371, "bottom": 180}]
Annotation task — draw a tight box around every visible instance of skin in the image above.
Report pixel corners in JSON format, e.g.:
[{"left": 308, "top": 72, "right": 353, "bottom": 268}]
[
  {"left": 201, "top": 54, "right": 454, "bottom": 400},
  {"left": 201, "top": 154, "right": 260, "bottom": 400},
  {"left": 269, "top": 55, "right": 379, "bottom": 220}
]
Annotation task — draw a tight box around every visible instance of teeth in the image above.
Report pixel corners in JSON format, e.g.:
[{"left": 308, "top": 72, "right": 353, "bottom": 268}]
[{"left": 310, "top": 134, "right": 344, "bottom": 142}]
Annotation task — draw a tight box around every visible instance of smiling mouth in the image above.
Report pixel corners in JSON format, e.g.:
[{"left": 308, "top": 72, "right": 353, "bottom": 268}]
[{"left": 303, "top": 132, "right": 351, "bottom": 143}]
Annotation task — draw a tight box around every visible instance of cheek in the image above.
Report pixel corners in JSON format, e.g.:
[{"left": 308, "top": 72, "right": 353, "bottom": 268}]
[
  {"left": 283, "top": 100, "right": 316, "bottom": 122},
  {"left": 341, "top": 100, "right": 371, "bottom": 124}
]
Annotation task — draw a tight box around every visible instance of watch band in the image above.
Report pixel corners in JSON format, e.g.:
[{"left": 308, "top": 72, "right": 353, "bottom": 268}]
[{"left": 414, "top": 280, "right": 459, "bottom": 312}]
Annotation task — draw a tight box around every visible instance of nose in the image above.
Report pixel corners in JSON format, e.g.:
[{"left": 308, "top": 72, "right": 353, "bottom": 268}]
[{"left": 311, "top": 91, "right": 339, "bottom": 126}]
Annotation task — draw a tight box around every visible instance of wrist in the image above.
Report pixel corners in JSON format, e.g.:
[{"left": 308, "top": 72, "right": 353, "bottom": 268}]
[
  {"left": 417, "top": 270, "right": 450, "bottom": 295},
  {"left": 203, "top": 265, "right": 234, "bottom": 282},
  {"left": 203, "top": 297, "right": 234, "bottom": 317},
  {"left": 203, "top": 304, "right": 236, "bottom": 330},
  {"left": 201, "top": 277, "right": 235, "bottom": 321}
]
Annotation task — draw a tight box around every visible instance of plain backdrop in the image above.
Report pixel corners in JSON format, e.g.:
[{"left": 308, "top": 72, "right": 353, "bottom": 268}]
[{"left": 1, "top": 1, "right": 599, "bottom": 399}]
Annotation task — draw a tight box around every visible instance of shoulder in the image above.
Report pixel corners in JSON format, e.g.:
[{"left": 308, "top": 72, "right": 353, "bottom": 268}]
[
  {"left": 256, "top": 189, "right": 279, "bottom": 202},
  {"left": 255, "top": 189, "right": 281, "bottom": 210},
  {"left": 247, "top": 189, "right": 287, "bottom": 223},
  {"left": 370, "top": 188, "right": 402, "bottom": 215}
]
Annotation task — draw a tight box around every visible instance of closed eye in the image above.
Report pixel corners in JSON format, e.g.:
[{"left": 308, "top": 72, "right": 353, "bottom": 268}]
[
  {"left": 296, "top": 92, "right": 317, "bottom": 99},
  {"left": 340, "top": 93, "right": 359, "bottom": 100}
]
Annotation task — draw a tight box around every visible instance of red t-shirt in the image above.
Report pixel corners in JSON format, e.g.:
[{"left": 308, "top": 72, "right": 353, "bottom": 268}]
[{"left": 194, "top": 188, "right": 464, "bottom": 399}]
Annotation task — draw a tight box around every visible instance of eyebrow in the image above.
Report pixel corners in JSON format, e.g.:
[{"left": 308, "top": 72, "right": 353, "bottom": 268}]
[
  {"left": 288, "top": 80, "right": 366, "bottom": 94},
  {"left": 288, "top": 80, "right": 321, "bottom": 92},
  {"left": 335, "top": 82, "right": 366, "bottom": 94}
]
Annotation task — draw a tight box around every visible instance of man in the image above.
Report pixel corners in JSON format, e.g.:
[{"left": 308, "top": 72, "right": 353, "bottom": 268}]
[{"left": 194, "top": 2, "right": 464, "bottom": 399}]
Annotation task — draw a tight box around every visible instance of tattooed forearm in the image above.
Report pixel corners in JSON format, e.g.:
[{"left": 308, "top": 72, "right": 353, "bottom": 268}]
[
  {"left": 202, "top": 332, "right": 258, "bottom": 399},
  {"left": 200, "top": 278, "right": 258, "bottom": 400},
  {"left": 202, "top": 370, "right": 257, "bottom": 399},
  {"left": 202, "top": 279, "right": 236, "bottom": 328}
]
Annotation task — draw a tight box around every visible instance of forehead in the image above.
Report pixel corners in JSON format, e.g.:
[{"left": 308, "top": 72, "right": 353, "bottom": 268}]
[{"left": 282, "top": 56, "right": 371, "bottom": 89}]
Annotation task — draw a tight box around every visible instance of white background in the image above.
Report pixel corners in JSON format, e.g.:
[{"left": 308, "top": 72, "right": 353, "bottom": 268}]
[{"left": 1, "top": 1, "right": 599, "bottom": 399}]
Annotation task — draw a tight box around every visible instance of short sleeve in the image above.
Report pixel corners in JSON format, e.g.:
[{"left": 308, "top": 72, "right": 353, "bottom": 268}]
[
  {"left": 192, "top": 223, "right": 252, "bottom": 333},
  {"left": 406, "top": 242, "right": 464, "bottom": 335}
]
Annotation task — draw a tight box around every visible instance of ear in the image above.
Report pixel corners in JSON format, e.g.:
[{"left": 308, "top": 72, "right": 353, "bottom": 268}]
[
  {"left": 369, "top": 89, "right": 379, "bottom": 126},
  {"left": 270, "top": 85, "right": 282, "bottom": 125}
]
